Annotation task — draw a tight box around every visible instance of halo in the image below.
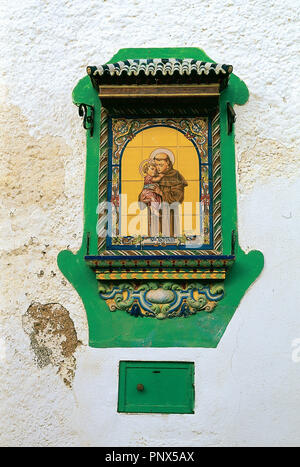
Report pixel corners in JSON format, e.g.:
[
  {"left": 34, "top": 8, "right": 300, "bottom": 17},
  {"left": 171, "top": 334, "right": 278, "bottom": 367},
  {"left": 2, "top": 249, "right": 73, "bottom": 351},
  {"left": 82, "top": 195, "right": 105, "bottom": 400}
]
[
  {"left": 139, "top": 159, "right": 153, "bottom": 177},
  {"left": 149, "top": 148, "right": 175, "bottom": 166}
]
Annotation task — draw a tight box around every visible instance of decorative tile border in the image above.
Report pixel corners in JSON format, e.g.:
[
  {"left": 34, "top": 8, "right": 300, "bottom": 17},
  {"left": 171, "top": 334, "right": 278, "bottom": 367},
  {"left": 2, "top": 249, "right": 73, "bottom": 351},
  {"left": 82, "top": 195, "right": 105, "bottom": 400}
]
[{"left": 97, "top": 110, "right": 222, "bottom": 255}]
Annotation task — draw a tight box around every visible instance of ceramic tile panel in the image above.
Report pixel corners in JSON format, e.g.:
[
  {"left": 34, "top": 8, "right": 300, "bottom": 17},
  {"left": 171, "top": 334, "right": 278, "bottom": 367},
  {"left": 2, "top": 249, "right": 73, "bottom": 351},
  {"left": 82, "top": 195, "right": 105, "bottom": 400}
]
[{"left": 108, "top": 116, "right": 213, "bottom": 250}]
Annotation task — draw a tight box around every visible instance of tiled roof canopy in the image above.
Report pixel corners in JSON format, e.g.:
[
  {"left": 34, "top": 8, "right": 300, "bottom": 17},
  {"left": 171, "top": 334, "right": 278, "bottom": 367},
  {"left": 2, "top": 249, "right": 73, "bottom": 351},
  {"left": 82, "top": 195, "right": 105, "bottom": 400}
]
[{"left": 87, "top": 59, "right": 233, "bottom": 89}]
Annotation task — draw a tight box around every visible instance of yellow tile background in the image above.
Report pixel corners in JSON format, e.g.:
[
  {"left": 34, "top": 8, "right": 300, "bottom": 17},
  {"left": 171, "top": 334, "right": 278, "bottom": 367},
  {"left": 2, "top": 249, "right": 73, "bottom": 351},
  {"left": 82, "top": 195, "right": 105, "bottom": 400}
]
[
  {"left": 127, "top": 131, "right": 143, "bottom": 147},
  {"left": 119, "top": 125, "right": 202, "bottom": 236}
]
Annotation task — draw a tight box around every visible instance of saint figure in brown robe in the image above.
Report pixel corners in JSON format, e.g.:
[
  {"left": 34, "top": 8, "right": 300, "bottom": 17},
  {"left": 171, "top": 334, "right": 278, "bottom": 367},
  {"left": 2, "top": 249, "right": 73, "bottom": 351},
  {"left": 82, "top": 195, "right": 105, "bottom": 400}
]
[{"left": 153, "top": 152, "right": 188, "bottom": 204}]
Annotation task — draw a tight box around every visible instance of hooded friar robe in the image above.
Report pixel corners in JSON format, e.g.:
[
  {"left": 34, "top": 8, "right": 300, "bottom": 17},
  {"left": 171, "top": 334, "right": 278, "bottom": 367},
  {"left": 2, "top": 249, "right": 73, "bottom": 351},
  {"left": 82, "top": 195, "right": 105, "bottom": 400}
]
[{"left": 158, "top": 168, "right": 188, "bottom": 204}]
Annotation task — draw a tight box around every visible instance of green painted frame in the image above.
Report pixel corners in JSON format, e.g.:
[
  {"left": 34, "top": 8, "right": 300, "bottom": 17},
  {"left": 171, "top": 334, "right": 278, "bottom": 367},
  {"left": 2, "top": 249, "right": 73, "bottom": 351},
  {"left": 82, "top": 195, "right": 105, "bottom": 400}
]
[{"left": 57, "top": 47, "right": 264, "bottom": 348}]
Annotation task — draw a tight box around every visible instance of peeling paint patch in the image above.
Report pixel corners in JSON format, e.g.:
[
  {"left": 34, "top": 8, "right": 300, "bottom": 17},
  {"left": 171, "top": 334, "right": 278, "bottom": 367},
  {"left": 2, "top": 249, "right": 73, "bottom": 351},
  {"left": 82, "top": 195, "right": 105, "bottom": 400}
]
[
  {"left": 237, "top": 138, "right": 300, "bottom": 192},
  {"left": 22, "top": 303, "right": 81, "bottom": 388}
]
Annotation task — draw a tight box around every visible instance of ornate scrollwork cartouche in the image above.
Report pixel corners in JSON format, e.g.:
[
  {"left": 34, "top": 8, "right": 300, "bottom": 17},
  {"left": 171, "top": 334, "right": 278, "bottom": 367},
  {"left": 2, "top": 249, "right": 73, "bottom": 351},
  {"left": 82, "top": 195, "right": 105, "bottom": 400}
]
[{"left": 98, "top": 281, "right": 224, "bottom": 319}]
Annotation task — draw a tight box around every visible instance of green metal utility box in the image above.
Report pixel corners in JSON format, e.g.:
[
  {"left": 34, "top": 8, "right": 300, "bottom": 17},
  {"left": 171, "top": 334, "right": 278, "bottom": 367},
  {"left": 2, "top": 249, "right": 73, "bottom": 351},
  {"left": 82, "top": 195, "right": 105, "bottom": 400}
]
[{"left": 118, "top": 361, "right": 195, "bottom": 414}]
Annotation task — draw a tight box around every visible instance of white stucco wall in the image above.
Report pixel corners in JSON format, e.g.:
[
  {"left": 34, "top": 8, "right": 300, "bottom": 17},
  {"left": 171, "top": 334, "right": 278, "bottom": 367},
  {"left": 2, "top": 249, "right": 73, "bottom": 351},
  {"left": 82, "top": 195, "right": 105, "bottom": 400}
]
[{"left": 0, "top": 0, "right": 299, "bottom": 447}]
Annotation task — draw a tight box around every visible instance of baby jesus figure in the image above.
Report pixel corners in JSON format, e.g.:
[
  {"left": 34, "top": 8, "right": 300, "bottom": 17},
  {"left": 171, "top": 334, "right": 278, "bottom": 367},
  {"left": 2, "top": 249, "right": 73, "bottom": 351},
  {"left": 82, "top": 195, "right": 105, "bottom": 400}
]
[{"left": 138, "top": 160, "right": 164, "bottom": 210}]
